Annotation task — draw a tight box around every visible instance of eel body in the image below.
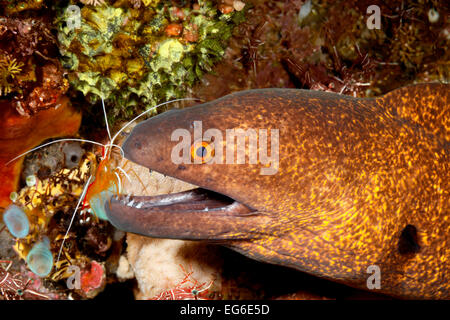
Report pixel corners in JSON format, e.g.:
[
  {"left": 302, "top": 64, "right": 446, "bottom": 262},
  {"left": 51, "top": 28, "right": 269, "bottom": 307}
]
[{"left": 106, "top": 83, "right": 449, "bottom": 299}]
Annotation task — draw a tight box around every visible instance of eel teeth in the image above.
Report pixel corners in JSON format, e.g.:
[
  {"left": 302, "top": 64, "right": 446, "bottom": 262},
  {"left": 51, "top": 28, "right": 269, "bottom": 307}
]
[{"left": 135, "top": 202, "right": 144, "bottom": 209}]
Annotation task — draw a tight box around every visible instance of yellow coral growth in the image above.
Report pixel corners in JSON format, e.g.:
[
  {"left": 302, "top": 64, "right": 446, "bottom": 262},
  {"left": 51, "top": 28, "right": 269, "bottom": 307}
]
[{"left": 13, "top": 154, "right": 94, "bottom": 234}]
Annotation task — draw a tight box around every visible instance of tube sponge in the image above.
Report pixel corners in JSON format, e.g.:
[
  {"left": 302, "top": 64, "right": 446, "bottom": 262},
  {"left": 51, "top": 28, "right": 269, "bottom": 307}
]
[
  {"left": 3, "top": 204, "right": 30, "bottom": 238},
  {"left": 26, "top": 237, "right": 53, "bottom": 277}
]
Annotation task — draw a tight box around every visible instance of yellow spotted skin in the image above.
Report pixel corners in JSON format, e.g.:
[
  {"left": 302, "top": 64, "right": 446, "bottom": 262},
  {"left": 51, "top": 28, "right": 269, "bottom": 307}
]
[{"left": 121, "top": 83, "right": 449, "bottom": 299}]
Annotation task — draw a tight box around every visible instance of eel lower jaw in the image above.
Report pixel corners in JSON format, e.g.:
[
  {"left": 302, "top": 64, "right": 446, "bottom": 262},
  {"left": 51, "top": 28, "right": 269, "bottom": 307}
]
[{"left": 104, "top": 188, "right": 270, "bottom": 241}]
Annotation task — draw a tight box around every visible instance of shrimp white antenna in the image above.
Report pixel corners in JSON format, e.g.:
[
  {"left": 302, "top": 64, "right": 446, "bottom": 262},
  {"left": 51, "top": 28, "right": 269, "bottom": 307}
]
[
  {"left": 102, "top": 98, "right": 112, "bottom": 142},
  {"left": 56, "top": 175, "right": 93, "bottom": 266},
  {"left": 111, "top": 98, "right": 201, "bottom": 145},
  {"left": 6, "top": 138, "right": 105, "bottom": 166}
]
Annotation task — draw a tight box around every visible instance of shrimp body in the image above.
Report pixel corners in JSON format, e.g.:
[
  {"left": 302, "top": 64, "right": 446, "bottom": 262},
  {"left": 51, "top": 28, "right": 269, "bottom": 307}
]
[{"left": 83, "top": 147, "right": 124, "bottom": 221}]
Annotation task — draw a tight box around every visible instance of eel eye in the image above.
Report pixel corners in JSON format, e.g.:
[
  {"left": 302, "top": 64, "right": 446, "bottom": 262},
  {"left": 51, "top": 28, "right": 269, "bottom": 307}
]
[{"left": 191, "top": 140, "right": 214, "bottom": 164}]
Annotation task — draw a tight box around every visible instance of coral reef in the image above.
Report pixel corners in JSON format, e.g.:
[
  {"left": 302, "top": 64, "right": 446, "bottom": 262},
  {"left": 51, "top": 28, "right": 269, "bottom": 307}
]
[
  {"left": 0, "top": 0, "right": 46, "bottom": 16},
  {"left": 26, "top": 237, "right": 53, "bottom": 277},
  {"left": 193, "top": 0, "right": 448, "bottom": 101},
  {"left": 19, "top": 141, "right": 83, "bottom": 185},
  {"left": 79, "top": 0, "right": 106, "bottom": 6},
  {"left": 1, "top": 0, "right": 448, "bottom": 301},
  {"left": 57, "top": 0, "right": 246, "bottom": 121},
  {"left": 79, "top": 260, "right": 106, "bottom": 298},
  {"left": 0, "top": 259, "right": 57, "bottom": 300},
  {"left": 126, "top": 234, "right": 222, "bottom": 299},
  {"left": 0, "top": 97, "right": 81, "bottom": 209},
  {"left": 5, "top": 152, "right": 116, "bottom": 299}
]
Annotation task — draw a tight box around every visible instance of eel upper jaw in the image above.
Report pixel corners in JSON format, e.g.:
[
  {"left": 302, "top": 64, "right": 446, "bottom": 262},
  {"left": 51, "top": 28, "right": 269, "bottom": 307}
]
[{"left": 105, "top": 183, "right": 273, "bottom": 241}]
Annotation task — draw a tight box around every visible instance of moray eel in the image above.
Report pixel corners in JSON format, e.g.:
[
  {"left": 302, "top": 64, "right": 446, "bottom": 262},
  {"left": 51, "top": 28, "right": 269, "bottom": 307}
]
[{"left": 106, "top": 83, "right": 449, "bottom": 299}]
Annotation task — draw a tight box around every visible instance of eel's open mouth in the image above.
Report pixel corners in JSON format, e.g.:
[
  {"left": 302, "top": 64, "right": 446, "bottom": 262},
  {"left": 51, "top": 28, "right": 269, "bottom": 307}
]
[{"left": 105, "top": 187, "right": 266, "bottom": 241}]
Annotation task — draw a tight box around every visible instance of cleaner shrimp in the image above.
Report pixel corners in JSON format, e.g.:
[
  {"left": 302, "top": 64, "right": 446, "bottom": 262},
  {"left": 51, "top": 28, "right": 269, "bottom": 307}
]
[{"left": 6, "top": 97, "right": 200, "bottom": 267}]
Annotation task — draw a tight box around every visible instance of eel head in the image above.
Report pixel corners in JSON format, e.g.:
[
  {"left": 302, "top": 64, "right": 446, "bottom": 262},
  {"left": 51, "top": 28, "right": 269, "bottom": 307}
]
[{"left": 105, "top": 87, "right": 449, "bottom": 299}]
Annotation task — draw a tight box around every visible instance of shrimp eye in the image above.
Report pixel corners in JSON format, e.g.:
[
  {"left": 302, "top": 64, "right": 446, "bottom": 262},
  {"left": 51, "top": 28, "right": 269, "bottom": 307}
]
[{"left": 191, "top": 140, "right": 214, "bottom": 164}]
